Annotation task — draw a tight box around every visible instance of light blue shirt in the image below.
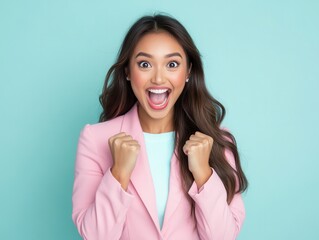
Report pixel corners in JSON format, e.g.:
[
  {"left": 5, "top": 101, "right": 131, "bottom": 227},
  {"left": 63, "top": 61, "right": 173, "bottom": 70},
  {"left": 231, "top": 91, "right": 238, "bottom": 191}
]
[{"left": 143, "top": 131, "right": 175, "bottom": 229}]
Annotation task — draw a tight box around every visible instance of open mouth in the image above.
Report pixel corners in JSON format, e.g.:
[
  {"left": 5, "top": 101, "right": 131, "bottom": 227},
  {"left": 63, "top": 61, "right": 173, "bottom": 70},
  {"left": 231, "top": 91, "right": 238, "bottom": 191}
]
[{"left": 147, "top": 88, "right": 171, "bottom": 110}]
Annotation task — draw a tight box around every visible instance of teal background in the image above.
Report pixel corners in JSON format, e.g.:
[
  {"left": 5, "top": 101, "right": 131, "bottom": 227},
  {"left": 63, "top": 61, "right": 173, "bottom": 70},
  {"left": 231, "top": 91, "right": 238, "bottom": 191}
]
[{"left": 0, "top": 0, "right": 318, "bottom": 239}]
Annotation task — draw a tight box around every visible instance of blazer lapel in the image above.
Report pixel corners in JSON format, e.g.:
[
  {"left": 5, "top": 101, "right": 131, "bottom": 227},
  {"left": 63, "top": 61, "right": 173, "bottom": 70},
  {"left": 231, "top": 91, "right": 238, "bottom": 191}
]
[
  {"left": 120, "top": 104, "right": 160, "bottom": 230},
  {"left": 161, "top": 151, "right": 184, "bottom": 233}
]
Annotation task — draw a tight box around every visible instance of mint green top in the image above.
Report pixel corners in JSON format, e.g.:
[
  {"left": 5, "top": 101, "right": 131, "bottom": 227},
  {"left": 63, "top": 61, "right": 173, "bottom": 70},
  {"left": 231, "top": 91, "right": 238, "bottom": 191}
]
[{"left": 143, "top": 131, "right": 175, "bottom": 229}]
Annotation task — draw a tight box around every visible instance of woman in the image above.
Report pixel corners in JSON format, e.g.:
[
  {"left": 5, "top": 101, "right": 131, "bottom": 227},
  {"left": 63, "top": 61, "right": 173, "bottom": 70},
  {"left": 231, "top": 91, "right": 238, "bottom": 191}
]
[{"left": 72, "top": 14, "right": 248, "bottom": 240}]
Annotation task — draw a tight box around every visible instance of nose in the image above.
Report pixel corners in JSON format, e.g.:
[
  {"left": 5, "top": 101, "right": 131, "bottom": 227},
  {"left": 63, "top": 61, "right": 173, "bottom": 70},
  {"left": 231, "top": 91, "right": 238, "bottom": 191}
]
[{"left": 151, "top": 67, "right": 165, "bottom": 85}]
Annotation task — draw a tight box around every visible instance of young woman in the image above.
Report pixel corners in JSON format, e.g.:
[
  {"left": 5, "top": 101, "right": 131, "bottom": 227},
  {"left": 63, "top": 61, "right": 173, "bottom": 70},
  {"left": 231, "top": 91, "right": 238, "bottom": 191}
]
[{"left": 72, "top": 14, "right": 248, "bottom": 240}]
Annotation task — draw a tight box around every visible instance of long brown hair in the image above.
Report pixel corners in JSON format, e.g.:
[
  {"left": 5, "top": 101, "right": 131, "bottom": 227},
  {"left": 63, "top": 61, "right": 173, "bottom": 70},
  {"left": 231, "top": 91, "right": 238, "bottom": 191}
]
[{"left": 99, "top": 14, "right": 248, "bottom": 203}]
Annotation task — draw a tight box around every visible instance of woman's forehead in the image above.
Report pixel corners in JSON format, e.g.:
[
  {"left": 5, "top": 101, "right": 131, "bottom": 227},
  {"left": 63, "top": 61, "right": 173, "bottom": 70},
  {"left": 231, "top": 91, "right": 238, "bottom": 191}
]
[{"left": 131, "top": 32, "right": 186, "bottom": 59}]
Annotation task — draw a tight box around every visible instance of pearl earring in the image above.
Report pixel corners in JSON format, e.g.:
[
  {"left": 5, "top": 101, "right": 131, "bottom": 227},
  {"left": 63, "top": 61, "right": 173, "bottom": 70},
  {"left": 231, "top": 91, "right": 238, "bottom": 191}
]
[
  {"left": 126, "top": 77, "right": 130, "bottom": 81},
  {"left": 186, "top": 78, "right": 189, "bottom": 82}
]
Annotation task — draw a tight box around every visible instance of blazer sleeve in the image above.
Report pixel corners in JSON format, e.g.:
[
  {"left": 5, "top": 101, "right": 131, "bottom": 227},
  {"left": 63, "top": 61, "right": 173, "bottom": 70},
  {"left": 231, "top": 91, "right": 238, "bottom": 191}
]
[
  {"left": 188, "top": 147, "right": 246, "bottom": 240},
  {"left": 72, "top": 124, "right": 133, "bottom": 240}
]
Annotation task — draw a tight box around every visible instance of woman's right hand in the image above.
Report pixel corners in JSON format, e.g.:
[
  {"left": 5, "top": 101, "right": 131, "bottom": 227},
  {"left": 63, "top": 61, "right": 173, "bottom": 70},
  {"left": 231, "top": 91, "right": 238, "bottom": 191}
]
[{"left": 108, "top": 132, "right": 140, "bottom": 190}]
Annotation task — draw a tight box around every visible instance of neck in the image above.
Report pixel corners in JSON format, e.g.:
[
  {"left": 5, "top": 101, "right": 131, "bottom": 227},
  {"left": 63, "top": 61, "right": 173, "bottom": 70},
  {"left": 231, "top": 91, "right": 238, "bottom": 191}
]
[{"left": 138, "top": 107, "right": 174, "bottom": 134}]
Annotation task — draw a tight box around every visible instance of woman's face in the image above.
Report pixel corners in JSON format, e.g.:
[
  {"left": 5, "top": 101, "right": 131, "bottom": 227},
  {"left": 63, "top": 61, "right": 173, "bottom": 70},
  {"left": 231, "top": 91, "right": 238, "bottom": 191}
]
[{"left": 128, "top": 31, "right": 190, "bottom": 133}]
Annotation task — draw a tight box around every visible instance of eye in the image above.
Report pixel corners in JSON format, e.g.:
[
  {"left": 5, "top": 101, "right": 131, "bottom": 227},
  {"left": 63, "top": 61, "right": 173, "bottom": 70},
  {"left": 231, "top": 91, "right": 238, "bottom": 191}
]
[
  {"left": 138, "top": 61, "right": 151, "bottom": 68},
  {"left": 167, "top": 61, "right": 179, "bottom": 68}
]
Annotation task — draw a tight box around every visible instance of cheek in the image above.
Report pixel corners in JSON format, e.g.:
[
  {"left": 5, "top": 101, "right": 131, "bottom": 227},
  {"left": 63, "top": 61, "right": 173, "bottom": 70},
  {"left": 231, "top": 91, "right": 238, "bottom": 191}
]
[
  {"left": 171, "top": 71, "right": 187, "bottom": 88},
  {"left": 130, "top": 69, "right": 146, "bottom": 91}
]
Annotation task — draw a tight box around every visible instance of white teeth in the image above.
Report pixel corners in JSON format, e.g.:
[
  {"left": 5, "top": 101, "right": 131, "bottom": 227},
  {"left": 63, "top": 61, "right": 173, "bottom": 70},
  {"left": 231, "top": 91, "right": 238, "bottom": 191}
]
[{"left": 148, "top": 89, "right": 168, "bottom": 94}]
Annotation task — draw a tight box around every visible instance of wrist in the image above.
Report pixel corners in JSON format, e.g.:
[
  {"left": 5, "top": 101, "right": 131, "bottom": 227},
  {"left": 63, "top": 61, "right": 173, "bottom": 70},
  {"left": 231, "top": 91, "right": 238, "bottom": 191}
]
[
  {"left": 111, "top": 166, "right": 130, "bottom": 190},
  {"left": 192, "top": 166, "right": 212, "bottom": 189}
]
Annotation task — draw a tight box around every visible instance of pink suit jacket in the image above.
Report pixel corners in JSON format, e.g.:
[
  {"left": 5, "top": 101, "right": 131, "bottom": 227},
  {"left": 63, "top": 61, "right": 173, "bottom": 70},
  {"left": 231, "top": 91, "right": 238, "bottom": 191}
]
[{"left": 72, "top": 104, "right": 245, "bottom": 240}]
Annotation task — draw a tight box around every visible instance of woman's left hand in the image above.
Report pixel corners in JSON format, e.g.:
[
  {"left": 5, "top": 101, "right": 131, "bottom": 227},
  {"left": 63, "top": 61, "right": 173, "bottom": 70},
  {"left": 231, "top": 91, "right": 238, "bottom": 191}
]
[{"left": 183, "top": 131, "right": 214, "bottom": 189}]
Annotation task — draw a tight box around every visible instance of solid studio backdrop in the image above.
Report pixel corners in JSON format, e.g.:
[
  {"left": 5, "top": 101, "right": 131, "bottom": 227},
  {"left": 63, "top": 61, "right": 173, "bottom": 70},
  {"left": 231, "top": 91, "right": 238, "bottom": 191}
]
[{"left": 0, "top": 0, "right": 318, "bottom": 239}]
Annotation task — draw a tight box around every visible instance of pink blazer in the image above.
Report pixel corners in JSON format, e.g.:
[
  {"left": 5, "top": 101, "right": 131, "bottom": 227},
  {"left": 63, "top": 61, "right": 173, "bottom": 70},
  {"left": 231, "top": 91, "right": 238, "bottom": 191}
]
[{"left": 72, "top": 104, "right": 245, "bottom": 240}]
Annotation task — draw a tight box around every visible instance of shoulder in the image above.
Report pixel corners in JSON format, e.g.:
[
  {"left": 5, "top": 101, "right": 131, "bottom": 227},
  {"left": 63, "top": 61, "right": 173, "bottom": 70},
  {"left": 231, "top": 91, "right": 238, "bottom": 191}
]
[
  {"left": 76, "top": 115, "right": 125, "bottom": 163},
  {"left": 81, "top": 114, "right": 125, "bottom": 141},
  {"left": 79, "top": 104, "right": 139, "bottom": 143}
]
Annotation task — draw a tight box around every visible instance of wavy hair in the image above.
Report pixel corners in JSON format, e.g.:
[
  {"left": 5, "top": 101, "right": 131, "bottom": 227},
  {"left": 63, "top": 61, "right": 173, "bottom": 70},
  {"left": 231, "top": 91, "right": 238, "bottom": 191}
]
[{"left": 99, "top": 14, "right": 248, "bottom": 204}]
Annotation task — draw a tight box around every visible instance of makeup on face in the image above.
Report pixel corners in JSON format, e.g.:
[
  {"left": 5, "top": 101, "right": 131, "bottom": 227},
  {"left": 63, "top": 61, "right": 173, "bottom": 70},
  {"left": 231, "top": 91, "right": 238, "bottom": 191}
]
[{"left": 128, "top": 31, "right": 189, "bottom": 132}]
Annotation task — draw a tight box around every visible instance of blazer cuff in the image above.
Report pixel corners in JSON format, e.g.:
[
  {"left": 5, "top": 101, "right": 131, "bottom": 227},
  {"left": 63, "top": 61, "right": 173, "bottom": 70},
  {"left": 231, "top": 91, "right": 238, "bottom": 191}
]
[
  {"left": 188, "top": 168, "right": 227, "bottom": 201},
  {"left": 102, "top": 168, "right": 134, "bottom": 209}
]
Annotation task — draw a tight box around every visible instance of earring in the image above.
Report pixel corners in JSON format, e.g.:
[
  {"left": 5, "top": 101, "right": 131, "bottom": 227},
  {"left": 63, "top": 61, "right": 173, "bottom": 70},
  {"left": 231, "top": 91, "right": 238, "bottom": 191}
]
[
  {"left": 186, "top": 78, "right": 189, "bottom": 82},
  {"left": 126, "top": 77, "right": 130, "bottom": 81}
]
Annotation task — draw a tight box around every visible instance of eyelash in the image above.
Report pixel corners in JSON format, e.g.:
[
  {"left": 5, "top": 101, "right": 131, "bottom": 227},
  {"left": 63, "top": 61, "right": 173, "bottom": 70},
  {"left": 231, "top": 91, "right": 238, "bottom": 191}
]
[
  {"left": 137, "top": 61, "right": 180, "bottom": 68},
  {"left": 138, "top": 61, "right": 151, "bottom": 68},
  {"left": 167, "top": 61, "right": 179, "bottom": 68}
]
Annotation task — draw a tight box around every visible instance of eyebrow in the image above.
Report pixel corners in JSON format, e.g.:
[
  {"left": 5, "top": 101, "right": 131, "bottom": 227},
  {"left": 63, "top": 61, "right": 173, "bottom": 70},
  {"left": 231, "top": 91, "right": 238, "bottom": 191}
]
[{"left": 135, "top": 52, "right": 183, "bottom": 59}]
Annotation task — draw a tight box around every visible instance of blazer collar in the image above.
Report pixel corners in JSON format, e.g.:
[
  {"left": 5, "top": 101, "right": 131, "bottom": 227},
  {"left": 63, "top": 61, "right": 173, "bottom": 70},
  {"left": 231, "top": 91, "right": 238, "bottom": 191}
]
[
  {"left": 120, "top": 104, "right": 159, "bottom": 229},
  {"left": 120, "top": 103, "right": 184, "bottom": 232}
]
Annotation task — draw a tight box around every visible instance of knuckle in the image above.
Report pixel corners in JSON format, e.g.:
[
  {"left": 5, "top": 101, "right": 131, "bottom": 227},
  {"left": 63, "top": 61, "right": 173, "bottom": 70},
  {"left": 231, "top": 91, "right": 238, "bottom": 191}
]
[
  {"left": 113, "top": 138, "right": 121, "bottom": 146},
  {"left": 195, "top": 131, "right": 201, "bottom": 136},
  {"left": 129, "top": 142, "right": 140, "bottom": 150},
  {"left": 189, "top": 145, "right": 196, "bottom": 150},
  {"left": 202, "top": 137, "right": 213, "bottom": 147}
]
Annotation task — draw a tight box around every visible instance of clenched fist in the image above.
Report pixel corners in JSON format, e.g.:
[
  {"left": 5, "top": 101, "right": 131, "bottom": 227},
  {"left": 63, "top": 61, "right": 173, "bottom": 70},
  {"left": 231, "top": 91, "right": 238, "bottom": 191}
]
[
  {"left": 109, "top": 132, "right": 140, "bottom": 190},
  {"left": 183, "top": 131, "right": 213, "bottom": 189}
]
